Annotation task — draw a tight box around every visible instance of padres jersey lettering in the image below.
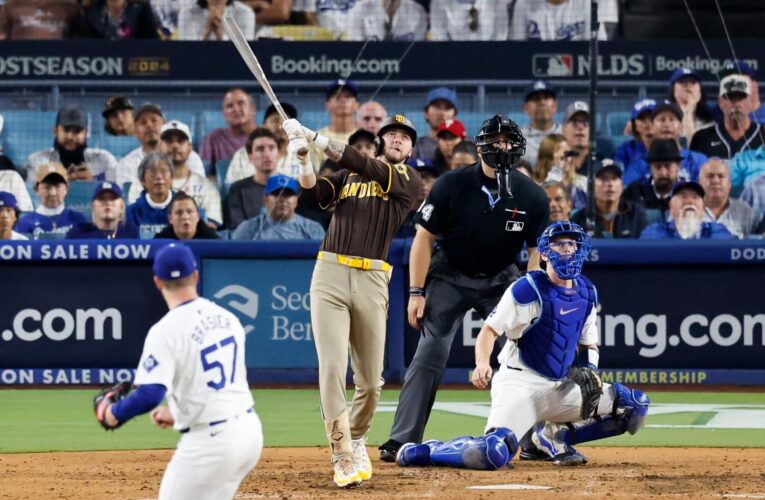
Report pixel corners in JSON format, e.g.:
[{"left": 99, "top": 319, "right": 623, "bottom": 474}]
[{"left": 338, "top": 178, "right": 390, "bottom": 201}]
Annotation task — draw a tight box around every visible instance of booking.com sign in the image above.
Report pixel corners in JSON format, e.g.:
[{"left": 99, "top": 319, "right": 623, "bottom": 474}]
[{"left": 203, "top": 259, "right": 318, "bottom": 369}]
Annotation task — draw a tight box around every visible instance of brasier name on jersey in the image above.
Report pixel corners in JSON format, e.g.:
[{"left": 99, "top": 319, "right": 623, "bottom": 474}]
[{"left": 191, "top": 314, "right": 232, "bottom": 345}]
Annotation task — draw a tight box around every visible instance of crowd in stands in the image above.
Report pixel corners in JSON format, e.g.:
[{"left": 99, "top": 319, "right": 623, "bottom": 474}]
[
  {"left": 0, "top": 0, "right": 622, "bottom": 41},
  {"left": 1, "top": 58, "right": 765, "bottom": 242}
]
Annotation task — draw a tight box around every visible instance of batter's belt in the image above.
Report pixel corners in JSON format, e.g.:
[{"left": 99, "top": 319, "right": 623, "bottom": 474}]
[{"left": 317, "top": 251, "right": 392, "bottom": 272}]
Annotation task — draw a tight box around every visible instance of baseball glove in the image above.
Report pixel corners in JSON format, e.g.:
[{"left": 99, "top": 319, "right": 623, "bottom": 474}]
[
  {"left": 93, "top": 381, "right": 132, "bottom": 430},
  {"left": 568, "top": 366, "right": 602, "bottom": 420}
]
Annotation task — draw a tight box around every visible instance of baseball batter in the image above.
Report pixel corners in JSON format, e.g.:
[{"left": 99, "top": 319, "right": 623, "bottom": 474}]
[
  {"left": 282, "top": 114, "right": 421, "bottom": 487},
  {"left": 397, "top": 222, "right": 650, "bottom": 469},
  {"left": 93, "top": 243, "right": 262, "bottom": 500}
]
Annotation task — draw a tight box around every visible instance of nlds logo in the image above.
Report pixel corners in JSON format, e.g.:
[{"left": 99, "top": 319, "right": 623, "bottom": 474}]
[{"left": 533, "top": 54, "right": 574, "bottom": 77}]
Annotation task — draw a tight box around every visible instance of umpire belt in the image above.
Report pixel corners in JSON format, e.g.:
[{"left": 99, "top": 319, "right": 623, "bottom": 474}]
[
  {"left": 317, "top": 251, "right": 392, "bottom": 271},
  {"left": 179, "top": 406, "right": 253, "bottom": 434}
]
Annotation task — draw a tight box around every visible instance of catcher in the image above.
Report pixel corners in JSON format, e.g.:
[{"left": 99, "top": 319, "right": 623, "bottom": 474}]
[{"left": 396, "top": 221, "right": 650, "bottom": 469}]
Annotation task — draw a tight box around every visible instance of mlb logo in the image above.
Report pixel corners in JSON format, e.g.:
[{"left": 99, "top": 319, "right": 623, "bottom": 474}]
[
  {"left": 532, "top": 54, "right": 574, "bottom": 77},
  {"left": 506, "top": 221, "right": 525, "bottom": 232}
]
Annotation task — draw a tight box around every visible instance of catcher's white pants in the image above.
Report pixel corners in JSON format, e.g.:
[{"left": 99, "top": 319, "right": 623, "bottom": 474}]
[
  {"left": 485, "top": 365, "right": 618, "bottom": 439},
  {"left": 159, "top": 410, "right": 263, "bottom": 500}
]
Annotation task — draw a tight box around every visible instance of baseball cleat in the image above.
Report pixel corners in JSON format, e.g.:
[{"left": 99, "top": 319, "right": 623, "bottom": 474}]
[
  {"left": 519, "top": 446, "right": 551, "bottom": 461},
  {"left": 333, "top": 456, "right": 363, "bottom": 488},
  {"left": 552, "top": 448, "right": 588, "bottom": 466},
  {"left": 378, "top": 439, "right": 402, "bottom": 463},
  {"left": 351, "top": 437, "right": 372, "bottom": 480}
]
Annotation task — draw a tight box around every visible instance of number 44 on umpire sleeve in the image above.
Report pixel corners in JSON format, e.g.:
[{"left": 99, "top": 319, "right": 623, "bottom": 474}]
[{"left": 200, "top": 335, "right": 239, "bottom": 390}]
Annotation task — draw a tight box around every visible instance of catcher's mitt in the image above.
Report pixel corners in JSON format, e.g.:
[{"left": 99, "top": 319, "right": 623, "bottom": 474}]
[
  {"left": 93, "top": 381, "right": 132, "bottom": 430},
  {"left": 568, "top": 366, "right": 602, "bottom": 420}
]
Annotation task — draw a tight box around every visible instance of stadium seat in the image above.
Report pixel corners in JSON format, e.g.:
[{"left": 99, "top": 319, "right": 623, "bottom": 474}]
[
  {"left": 200, "top": 111, "right": 228, "bottom": 142},
  {"left": 299, "top": 110, "right": 328, "bottom": 131},
  {"left": 65, "top": 180, "right": 101, "bottom": 213},
  {"left": 98, "top": 134, "right": 138, "bottom": 158},
  {"left": 216, "top": 159, "right": 232, "bottom": 193},
  {"left": 0, "top": 111, "right": 57, "bottom": 168},
  {"left": 607, "top": 112, "right": 631, "bottom": 138},
  {"left": 507, "top": 112, "right": 529, "bottom": 127}
]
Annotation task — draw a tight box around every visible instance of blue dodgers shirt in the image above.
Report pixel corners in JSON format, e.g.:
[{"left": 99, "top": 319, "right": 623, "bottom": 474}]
[
  {"left": 126, "top": 191, "right": 173, "bottom": 237},
  {"left": 231, "top": 213, "right": 326, "bottom": 241},
  {"left": 639, "top": 220, "right": 733, "bottom": 240},
  {"left": 16, "top": 208, "right": 87, "bottom": 237}
]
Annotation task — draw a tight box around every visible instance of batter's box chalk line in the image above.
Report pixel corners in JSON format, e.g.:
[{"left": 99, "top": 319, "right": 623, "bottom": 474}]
[{"left": 466, "top": 484, "right": 553, "bottom": 491}]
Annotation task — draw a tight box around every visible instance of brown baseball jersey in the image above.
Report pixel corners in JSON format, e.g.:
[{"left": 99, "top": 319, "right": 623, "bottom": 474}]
[{"left": 305, "top": 146, "right": 421, "bottom": 261}]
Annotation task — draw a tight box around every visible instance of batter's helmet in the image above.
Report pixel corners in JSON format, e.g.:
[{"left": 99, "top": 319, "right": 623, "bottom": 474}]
[
  {"left": 375, "top": 114, "right": 418, "bottom": 157},
  {"left": 474, "top": 115, "right": 526, "bottom": 170},
  {"left": 537, "top": 221, "right": 591, "bottom": 279}
]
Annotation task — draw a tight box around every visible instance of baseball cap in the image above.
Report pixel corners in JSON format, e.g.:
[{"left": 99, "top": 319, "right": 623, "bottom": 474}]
[
  {"left": 264, "top": 102, "right": 298, "bottom": 121},
  {"left": 35, "top": 163, "right": 69, "bottom": 185},
  {"left": 153, "top": 243, "right": 197, "bottom": 281},
  {"left": 671, "top": 180, "right": 704, "bottom": 198},
  {"left": 91, "top": 181, "right": 123, "bottom": 201},
  {"left": 719, "top": 60, "right": 756, "bottom": 79},
  {"left": 651, "top": 99, "right": 683, "bottom": 120},
  {"left": 101, "top": 96, "right": 134, "bottom": 118},
  {"left": 56, "top": 105, "right": 88, "bottom": 129},
  {"left": 436, "top": 119, "right": 467, "bottom": 139},
  {"left": 669, "top": 68, "right": 700, "bottom": 85},
  {"left": 630, "top": 98, "right": 657, "bottom": 120},
  {"left": 645, "top": 138, "right": 683, "bottom": 163},
  {"left": 407, "top": 157, "right": 440, "bottom": 177},
  {"left": 160, "top": 120, "right": 192, "bottom": 143},
  {"left": 594, "top": 159, "right": 622, "bottom": 178},
  {"left": 326, "top": 79, "right": 358, "bottom": 100},
  {"left": 0, "top": 191, "right": 19, "bottom": 211},
  {"left": 564, "top": 101, "right": 590, "bottom": 122},
  {"left": 265, "top": 174, "right": 299, "bottom": 195},
  {"left": 348, "top": 128, "right": 376, "bottom": 146},
  {"left": 719, "top": 74, "right": 752, "bottom": 98},
  {"left": 524, "top": 80, "right": 556, "bottom": 101},
  {"left": 424, "top": 87, "right": 459, "bottom": 111},
  {"left": 134, "top": 102, "right": 164, "bottom": 121}
]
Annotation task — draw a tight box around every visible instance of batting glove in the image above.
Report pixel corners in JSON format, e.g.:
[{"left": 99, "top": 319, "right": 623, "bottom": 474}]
[
  {"left": 289, "top": 136, "right": 313, "bottom": 174},
  {"left": 283, "top": 119, "right": 316, "bottom": 142}
]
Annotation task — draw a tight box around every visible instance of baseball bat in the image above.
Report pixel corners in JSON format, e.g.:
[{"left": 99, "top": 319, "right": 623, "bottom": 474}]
[{"left": 222, "top": 16, "right": 309, "bottom": 156}]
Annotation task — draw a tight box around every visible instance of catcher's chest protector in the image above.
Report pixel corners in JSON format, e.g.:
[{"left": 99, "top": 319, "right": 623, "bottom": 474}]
[{"left": 518, "top": 271, "right": 595, "bottom": 380}]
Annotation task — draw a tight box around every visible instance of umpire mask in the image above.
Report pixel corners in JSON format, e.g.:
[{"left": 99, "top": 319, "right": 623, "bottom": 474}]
[{"left": 475, "top": 115, "right": 526, "bottom": 198}]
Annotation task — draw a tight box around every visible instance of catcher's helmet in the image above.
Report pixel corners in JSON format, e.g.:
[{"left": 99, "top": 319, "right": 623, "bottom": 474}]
[
  {"left": 375, "top": 114, "right": 417, "bottom": 157},
  {"left": 537, "top": 221, "right": 592, "bottom": 279},
  {"left": 474, "top": 115, "right": 526, "bottom": 170}
]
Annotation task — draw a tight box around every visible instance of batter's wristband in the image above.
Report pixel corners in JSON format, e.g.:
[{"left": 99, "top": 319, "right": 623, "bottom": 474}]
[{"left": 409, "top": 287, "right": 425, "bottom": 297}]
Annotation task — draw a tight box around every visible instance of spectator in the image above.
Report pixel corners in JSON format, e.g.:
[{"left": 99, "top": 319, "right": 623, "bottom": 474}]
[
  {"left": 201, "top": 88, "right": 257, "bottom": 180},
  {"left": 240, "top": 0, "right": 290, "bottom": 27},
  {"left": 450, "top": 141, "right": 479, "bottom": 169},
  {"left": 291, "top": 0, "right": 352, "bottom": 39},
  {"left": 348, "top": 129, "right": 376, "bottom": 158},
  {"left": 623, "top": 100, "right": 707, "bottom": 185},
  {"left": 345, "top": 0, "right": 427, "bottom": 41},
  {"left": 536, "top": 133, "right": 586, "bottom": 210},
  {"left": 150, "top": 0, "right": 187, "bottom": 38},
  {"left": 66, "top": 181, "right": 139, "bottom": 239},
  {"left": 640, "top": 181, "right": 733, "bottom": 240},
  {"left": 510, "top": 0, "right": 618, "bottom": 41},
  {"left": 429, "top": 0, "right": 512, "bottom": 41},
  {"left": 102, "top": 96, "right": 135, "bottom": 136},
  {"left": 711, "top": 61, "right": 764, "bottom": 125},
  {"left": 690, "top": 75, "right": 764, "bottom": 160},
  {"left": 227, "top": 128, "right": 279, "bottom": 230},
  {"left": 83, "top": 0, "right": 161, "bottom": 39},
  {"left": 0, "top": 192, "right": 27, "bottom": 240},
  {"left": 179, "top": 0, "right": 255, "bottom": 40},
  {"left": 434, "top": 118, "right": 466, "bottom": 172},
  {"left": 520, "top": 80, "right": 562, "bottom": 167},
  {"left": 398, "top": 158, "right": 440, "bottom": 237},
  {"left": 543, "top": 181, "right": 571, "bottom": 222},
  {"left": 413, "top": 87, "right": 458, "bottom": 162},
  {"left": 698, "top": 158, "right": 760, "bottom": 239},
  {"left": 232, "top": 174, "right": 325, "bottom": 240},
  {"left": 667, "top": 68, "right": 714, "bottom": 144},
  {"left": 571, "top": 161, "right": 647, "bottom": 238},
  {"left": 357, "top": 101, "right": 387, "bottom": 135},
  {"left": 118, "top": 103, "right": 205, "bottom": 188},
  {"left": 16, "top": 164, "right": 87, "bottom": 237},
  {"left": 155, "top": 192, "right": 220, "bottom": 240},
  {"left": 0, "top": 0, "right": 83, "bottom": 40},
  {"left": 126, "top": 152, "right": 176, "bottom": 237},
  {"left": 621, "top": 139, "right": 682, "bottom": 219},
  {"left": 515, "top": 158, "right": 533, "bottom": 178},
  {"left": 561, "top": 101, "right": 591, "bottom": 175},
  {"left": 310, "top": 79, "right": 359, "bottom": 166},
  {"left": 730, "top": 144, "right": 765, "bottom": 193},
  {"left": 615, "top": 98, "right": 655, "bottom": 182},
  {"left": 26, "top": 105, "right": 119, "bottom": 183},
  {"left": 740, "top": 169, "right": 765, "bottom": 218},
  {"left": 0, "top": 164, "right": 33, "bottom": 212}
]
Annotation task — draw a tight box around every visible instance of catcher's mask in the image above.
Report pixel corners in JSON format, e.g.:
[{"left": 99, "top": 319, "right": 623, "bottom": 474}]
[
  {"left": 537, "top": 221, "right": 592, "bottom": 279},
  {"left": 374, "top": 114, "right": 417, "bottom": 158}
]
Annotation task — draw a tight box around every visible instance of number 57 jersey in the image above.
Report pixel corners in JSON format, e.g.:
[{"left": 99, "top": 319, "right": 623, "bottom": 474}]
[{"left": 134, "top": 298, "right": 254, "bottom": 431}]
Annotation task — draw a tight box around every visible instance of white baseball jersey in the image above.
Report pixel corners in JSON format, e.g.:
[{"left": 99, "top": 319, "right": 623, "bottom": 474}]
[
  {"left": 295, "top": 0, "right": 359, "bottom": 39},
  {"left": 225, "top": 148, "right": 303, "bottom": 186},
  {"left": 429, "top": 0, "right": 514, "bottom": 41},
  {"left": 172, "top": 172, "right": 223, "bottom": 225},
  {"left": 485, "top": 278, "right": 598, "bottom": 372},
  {"left": 134, "top": 298, "right": 254, "bottom": 432},
  {"left": 510, "top": 0, "right": 618, "bottom": 41},
  {"left": 26, "top": 147, "right": 119, "bottom": 183},
  {"left": 345, "top": 0, "right": 427, "bottom": 41}
]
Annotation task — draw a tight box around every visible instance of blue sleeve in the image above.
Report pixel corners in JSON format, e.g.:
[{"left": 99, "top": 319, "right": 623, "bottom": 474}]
[
  {"left": 613, "top": 141, "right": 629, "bottom": 168},
  {"left": 111, "top": 384, "right": 166, "bottom": 423},
  {"left": 126, "top": 203, "right": 139, "bottom": 227},
  {"left": 710, "top": 223, "right": 734, "bottom": 240},
  {"left": 639, "top": 223, "right": 663, "bottom": 240}
]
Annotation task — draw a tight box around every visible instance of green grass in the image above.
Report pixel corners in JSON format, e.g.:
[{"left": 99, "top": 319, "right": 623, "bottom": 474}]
[{"left": 1, "top": 389, "right": 763, "bottom": 453}]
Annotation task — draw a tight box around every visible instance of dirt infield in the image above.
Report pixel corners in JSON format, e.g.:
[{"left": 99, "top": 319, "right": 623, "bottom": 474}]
[{"left": 1, "top": 447, "right": 764, "bottom": 499}]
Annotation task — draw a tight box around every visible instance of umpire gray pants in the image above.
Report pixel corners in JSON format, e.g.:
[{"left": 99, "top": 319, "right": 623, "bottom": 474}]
[{"left": 388, "top": 255, "right": 520, "bottom": 444}]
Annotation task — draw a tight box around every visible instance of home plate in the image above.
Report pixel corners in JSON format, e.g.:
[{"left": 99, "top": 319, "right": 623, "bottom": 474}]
[{"left": 466, "top": 484, "right": 552, "bottom": 491}]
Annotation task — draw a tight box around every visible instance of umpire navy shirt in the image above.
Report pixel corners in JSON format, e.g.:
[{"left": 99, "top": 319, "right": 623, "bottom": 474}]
[{"left": 414, "top": 162, "right": 549, "bottom": 277}]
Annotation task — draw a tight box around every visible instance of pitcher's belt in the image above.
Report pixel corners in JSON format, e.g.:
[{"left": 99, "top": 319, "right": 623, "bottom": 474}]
[{"left": 317, "top": 251, "right": 392, "bottom": 271}]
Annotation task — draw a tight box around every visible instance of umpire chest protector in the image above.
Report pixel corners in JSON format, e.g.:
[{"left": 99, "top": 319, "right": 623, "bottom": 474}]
[{"left": 516, "top": 271, "right": 596, "bottom": 379}]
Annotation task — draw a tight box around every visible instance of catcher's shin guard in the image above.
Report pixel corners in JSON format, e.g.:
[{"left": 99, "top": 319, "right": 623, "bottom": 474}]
[
  {"left": 430, "top": 431, "right": 514, "bottom": 470},
  {"left": 396, "top": 440, "right": 442, "bottom": 467}
]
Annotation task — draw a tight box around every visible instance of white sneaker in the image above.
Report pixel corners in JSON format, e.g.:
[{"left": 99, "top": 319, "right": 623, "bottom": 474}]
[
  {"left": 333, "top": 456, "right": 362, "bottom": 488},
  {"left": 351, "top": 437, "right": 372, "bottom": 480}
]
